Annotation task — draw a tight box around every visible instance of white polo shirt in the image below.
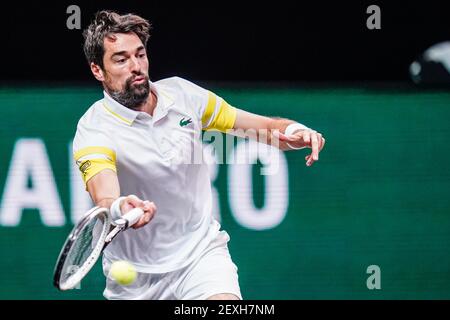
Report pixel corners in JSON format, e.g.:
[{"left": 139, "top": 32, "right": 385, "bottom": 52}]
[{"left": 73, "top": 77, "right": 237, "bottom": 273}]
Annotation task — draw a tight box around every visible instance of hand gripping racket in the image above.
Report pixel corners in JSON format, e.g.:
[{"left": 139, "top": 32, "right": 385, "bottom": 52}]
[{"left": 53, "top": 206, "right": 143, "bottom": 291}]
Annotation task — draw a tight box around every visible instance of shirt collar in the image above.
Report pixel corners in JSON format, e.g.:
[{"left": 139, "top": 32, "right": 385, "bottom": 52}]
[
  {"left": 151, "top": 82, "right": 175, "bottom": 123},
  {"left": 102, "top": 81, "right": 175, "bottom": 126}
]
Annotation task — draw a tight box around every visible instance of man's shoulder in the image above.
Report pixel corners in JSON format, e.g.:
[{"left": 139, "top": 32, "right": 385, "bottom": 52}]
[
  {"left": 76, "top": 99, "right": 107, "bottom": 131},
  {"left": 155, "top": 76, "right": 207, "bottom": 96},
  {"left": 73, "top": 99, "right": 114, "bottom": 149},
  {"left": 155, "top": 76, "right": 191, "bottom": 87}
]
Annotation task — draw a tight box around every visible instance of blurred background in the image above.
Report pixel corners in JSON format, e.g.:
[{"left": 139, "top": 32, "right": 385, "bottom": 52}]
[{"left": 0, "top": 0, "right": 450, "bottom": 299}]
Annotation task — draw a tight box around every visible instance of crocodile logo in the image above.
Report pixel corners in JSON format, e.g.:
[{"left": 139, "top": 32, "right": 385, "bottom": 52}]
[{"left": 179, "top": 117, "right": 192, "bottom": 127}]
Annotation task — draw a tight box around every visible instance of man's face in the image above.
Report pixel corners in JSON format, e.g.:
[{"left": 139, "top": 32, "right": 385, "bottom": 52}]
[{"left": 98, "top": 32, "right": 150, "bottom": 109}]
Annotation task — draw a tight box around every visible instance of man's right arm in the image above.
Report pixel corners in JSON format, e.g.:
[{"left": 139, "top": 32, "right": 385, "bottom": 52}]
[
  {"left": 87, "top": 169, "right": 120, "bottom": 209},
  {"left": 73, "top": 119, "right": 156, "bottom": 228},
  {"left": 86, "top": 169, "right": 156, "bottom": 229}
]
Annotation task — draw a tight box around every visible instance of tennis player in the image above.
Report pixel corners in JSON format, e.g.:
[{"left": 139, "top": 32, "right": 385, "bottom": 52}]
[{"left": 74, "top": 10, "right": 325, "bottom": 300}]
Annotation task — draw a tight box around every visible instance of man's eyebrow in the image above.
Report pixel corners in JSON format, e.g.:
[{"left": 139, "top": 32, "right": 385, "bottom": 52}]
[
  {"left": 111, "top": 46, "right": 146, "bottom": 58},
  {"left": 111, "top": 51, "right": 128, "bottom": 58}
]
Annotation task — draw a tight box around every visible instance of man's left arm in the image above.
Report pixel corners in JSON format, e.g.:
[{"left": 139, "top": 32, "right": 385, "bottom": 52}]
[
  {"left": 231, "top": 108, "right": 326, "bottom": 167},
  {"left": 190, "top": 80, "right": 325, "bottom": 166}
]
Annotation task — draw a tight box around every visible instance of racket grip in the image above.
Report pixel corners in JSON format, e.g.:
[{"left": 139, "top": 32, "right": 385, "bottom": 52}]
[{"left": 122, "top": 208, "right": 144, "bottom": 227}]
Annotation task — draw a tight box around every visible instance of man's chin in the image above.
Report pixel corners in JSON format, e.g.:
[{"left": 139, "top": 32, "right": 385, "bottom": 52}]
[
  {"left": 131, "top": 81, "right": 149, "bottom": 92},
  {"left": 131, "top": 88, "right": 149, "bottom": 99}
]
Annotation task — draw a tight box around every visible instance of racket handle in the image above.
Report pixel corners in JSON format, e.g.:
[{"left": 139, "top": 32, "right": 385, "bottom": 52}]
[{"left": 121, "top": 208, "right": 144, "bottom": 228}]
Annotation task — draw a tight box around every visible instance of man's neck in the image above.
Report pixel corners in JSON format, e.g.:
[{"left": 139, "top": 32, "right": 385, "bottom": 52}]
[{"left": 137, "top": 89, "right": 158, "bottom": 116}]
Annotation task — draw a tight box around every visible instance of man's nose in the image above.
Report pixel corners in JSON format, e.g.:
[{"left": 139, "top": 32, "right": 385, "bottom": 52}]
[{"left": 129, "top": 56, "right": 141, "bottom": 73}]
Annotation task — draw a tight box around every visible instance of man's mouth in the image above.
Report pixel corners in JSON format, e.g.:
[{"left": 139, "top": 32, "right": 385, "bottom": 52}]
[{"left": 131, "top": 76, "right": 146, "bottom": 84}]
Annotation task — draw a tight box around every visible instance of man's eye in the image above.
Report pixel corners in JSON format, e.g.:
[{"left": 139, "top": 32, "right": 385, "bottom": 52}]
[
  {"left": 116, "top": 58, "right": 126, "bottom": 63},
  {"left": 138, "top": 53, "right": 146, "bottom": 58}
]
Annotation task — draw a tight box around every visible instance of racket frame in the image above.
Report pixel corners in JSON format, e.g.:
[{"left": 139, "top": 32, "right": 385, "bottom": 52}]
[{"left": 53, "top": 206, "right": 111, "bottom": 291}]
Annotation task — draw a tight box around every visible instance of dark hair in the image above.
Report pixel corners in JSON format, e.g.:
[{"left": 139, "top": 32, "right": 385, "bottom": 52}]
[{"left": 83, "top": 10, "right": 151, "bottom": 69}]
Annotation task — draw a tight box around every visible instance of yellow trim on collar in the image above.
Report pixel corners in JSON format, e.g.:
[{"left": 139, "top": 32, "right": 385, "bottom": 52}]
[{"left": 102, "top": 102, "right": 133, "bottom": 125}]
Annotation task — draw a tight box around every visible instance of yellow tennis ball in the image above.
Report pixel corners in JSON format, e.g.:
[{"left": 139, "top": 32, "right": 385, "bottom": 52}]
[{"left": 109, "top": 260, "right": 137, "bottom": 286}]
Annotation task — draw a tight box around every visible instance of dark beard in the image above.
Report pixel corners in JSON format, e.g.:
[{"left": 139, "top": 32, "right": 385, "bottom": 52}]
[{"left": 107, "top": 75, "right": 150, "bottom": 110}]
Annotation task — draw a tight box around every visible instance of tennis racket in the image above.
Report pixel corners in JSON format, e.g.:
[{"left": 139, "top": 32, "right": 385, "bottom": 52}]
[{"left": 53, "top": 206, "right": 143, "bottom": 291}]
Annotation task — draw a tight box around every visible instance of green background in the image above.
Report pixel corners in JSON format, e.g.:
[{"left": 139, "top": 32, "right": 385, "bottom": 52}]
[{"left": 1, "top": 85, "right": 449, "bottom": 299}]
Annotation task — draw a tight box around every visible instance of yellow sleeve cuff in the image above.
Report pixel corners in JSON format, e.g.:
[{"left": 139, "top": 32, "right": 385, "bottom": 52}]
[
  {"left": 78, "top": 158, "right": 117, "bottom": 187},
  {"left": 74, "top": 146, "right": 117, "bottom": 189},
  {"left": 203, "top": 99, "right": 237, "bottom": 133},
  {"left": 201, "top": 91, "right": 217, "bottom": 127}
]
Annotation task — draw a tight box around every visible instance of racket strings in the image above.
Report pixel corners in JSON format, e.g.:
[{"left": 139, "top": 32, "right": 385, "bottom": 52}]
[{"left": 60, "top": 216, "right": 106, "bottom": 284}]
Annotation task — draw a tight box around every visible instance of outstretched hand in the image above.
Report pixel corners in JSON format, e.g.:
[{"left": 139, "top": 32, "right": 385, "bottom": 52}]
[{"left": 274, "top": 129, "right": 325, "bottom": 166}]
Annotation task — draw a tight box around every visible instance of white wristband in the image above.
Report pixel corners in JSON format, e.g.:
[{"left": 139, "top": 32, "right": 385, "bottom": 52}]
[
  {"left": 110, "top": 196, "right": 126, "bottom": 221},
  {"left": 285, "top": 123, "right": 309, "bottom": 150}
]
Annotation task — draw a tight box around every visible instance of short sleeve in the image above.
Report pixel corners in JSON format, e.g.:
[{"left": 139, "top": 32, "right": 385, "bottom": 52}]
[
  {"left": 73, "top": 120, "right": 117, "bottom": 188},
  {"left": 176, "top": 77, "right": 237, "bottom": 133}
]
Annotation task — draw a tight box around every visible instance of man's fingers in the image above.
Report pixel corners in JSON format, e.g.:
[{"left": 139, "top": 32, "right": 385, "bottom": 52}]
[
  {"left": 306, "top": 154, "right": 315, "bottom": 166},
  {"left": 321, "top": 137, "right": 326, "bottom": 151},
  {"left": 125, "top": 194, "right": 145, "bottom": 208},
  {"left": 306, "top": 154, "right": 312, "bottom": 166},
  {"left": 141, "top": 201, "right": 156, "bottom": 220},
  {"left": 143, "top": 200, "right": 151, "bottom": 210},
  {"left": 317, "top": 133, "right": 323, "bottom": 151},
  {"left": 147, "top": 202, "right": 157, "bottom": 218},
  {"left": 136, "top": 214, "right": 150, "bottom": 227},
  {"left": 302, "top": 131, "right": 325, "bottom": 167},
  {"left": 125, "top": 197, "right": 157, "bottom": 229},
  {"left": 311, "top": 132, "right": 319, "bottom": 160},
  {"left": 303, "top": 131, "right": 311, "bottom": 145},
  {"left": 132, "top": 205, "right": 156, "bottom": 229},
  {"left": 145, "top": 202, "right": 157, "bottom": 220}
]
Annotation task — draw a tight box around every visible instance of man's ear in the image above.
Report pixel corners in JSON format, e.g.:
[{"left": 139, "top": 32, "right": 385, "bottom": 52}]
[{"left": 90, "top": 63, "right": 105, "bottom": 82}]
